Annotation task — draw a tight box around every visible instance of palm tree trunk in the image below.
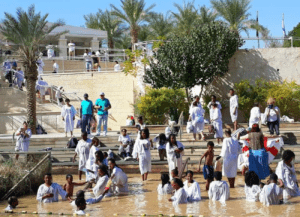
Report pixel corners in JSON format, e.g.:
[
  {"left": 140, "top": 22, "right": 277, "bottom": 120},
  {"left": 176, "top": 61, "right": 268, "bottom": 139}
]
[
  {"left": 108, "top": 38, "right": 114, "bottom": 62},
  {"left": 26, "top": 74, "right": 37, "bottom": 134},
  {"left": 131, "top": 26, "right": 139, "bottom": 49}
]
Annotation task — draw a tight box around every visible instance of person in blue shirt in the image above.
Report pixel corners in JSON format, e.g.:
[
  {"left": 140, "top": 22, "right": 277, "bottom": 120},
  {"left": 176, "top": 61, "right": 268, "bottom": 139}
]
[
  {"left": 95, "top": 92, "right": 111, "bottom": 136},
  {"left": 80, "top": 93, "right": 94, "bottom": 135}
]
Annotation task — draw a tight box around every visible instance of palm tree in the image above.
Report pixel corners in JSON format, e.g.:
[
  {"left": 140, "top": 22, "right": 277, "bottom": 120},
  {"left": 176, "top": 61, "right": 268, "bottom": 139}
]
[
  {"left": 110, "top": 0, "right": 155, "bottom": 48},
  {"left": 148, "top": 13, "right": 174, "bottom": 39},
  {"left": 210, "top": 0, "right": 268, "bottom": 36},
  {"left": 198, "top": 6, "right": 218, "bottom": 25},
  {"left": 84, "top": 9, "right": 125, "bottom": 49},
  {"left": 0, "top": 5, "right": 64, "bottom": 133},
  {"left": 115, "top": 33, "right": 132, "bottom": 49},
  {"left": 172, "top": 1, "right": 199, "bottom": 35}
]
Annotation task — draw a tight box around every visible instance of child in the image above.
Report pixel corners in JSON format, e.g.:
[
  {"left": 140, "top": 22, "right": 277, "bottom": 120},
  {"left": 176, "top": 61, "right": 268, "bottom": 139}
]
[
  {"left": 171, "top": 168, "right": 179, "bottom": 179},
  {"left": 37, "top": 173, "right": 69, "bottom": 203},
  {"left": 5, "top": 196, "right": 18, "bottom": 211},
  {"left": 93, "top": 165, "right": 109, "bottom": 197},
  {"left": 75, "top": 197, "right": 86, "bottom": 215},
  {"left": 153, "top": 133, "right": 167, "bottom": 161},
  {"left": 260, "top": 173, "right": 283, "bottom": 206},
  {"left": 103, "top": 152, "right": 108, "bottom": 166},
  {"left": 208, "top": 171, "right": 230, "bottom": 202},
  {"left": 63, "top": 174, "right": 87, "bottom": 197},
  {"left": 70, "top": 190, "right": 85, "bottom": 206},
  {"left": 198, "top": 141, "right": 215, "bottom": 190},
  {"left": 244, "top": 171, "right": 261, "bottom": 202},
  {"left": 132, "top": 128, "right": 153, "bottom": 181},
  {"left": 157, "top": 174, "right": 173, "bottom": 195},
  {"left": 214, "top": 156, "right": 222, "bottom": 172},
  {"left": 210, "top": 103, "right": 223, "bottom": 144},
  {"left": 86, "top": 137, "right": 100, "bottom": 181},
  {"left": 189, "top": 101, "right": 205, "bottom": 141},
  {"left": 73, "top": 132, "right": 92, "bottom": 180},
  {"left": 275, "top": 150, "right": 300, "bottom": 200},
  {"left": 118, "top": 129, "right": 132, "bottom": 159},
  {"left": 169, "top": 178, "right": 188, "bottom": 206},
  {"left": 136, "top": 116, "right": 146, "bottom": 139},
  {"left": 183, "top": 170, "right": 201, "bottom": 202}
]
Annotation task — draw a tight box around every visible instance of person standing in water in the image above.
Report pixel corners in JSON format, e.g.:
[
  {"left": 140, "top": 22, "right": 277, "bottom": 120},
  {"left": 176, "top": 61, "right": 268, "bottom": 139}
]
[{"left": 229, "top": 89, "right": 238, "bottom": 131}]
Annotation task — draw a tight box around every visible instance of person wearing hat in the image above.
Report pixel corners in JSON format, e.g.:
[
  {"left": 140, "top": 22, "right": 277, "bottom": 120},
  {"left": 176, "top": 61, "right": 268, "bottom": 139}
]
[
  {"left": 80, "top": 93, "right": 94, "bottom": 135},
  {"left": 95, "top": 92, "right": 111, "bottom": 136}
]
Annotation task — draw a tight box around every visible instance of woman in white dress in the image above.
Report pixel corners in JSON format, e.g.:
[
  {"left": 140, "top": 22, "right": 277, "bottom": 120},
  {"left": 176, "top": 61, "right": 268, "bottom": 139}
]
[
  {"left": 93, "top": 165, "right": 109, "bottom": 197},
  {"left": 86, "top": 137, "right": 100, "bottom": 181},
  {"left": 249, "top": 103, "right": 261, "bottom": 128},
  {"left": 169, "top": 178, "right": 188, "bottom": 206},
  {"left": 211, "top": 103, "right": 223, "bottom": 144},
  {"left": 244, "top": 171, "right": 261, "bottom": 202},
  {"left": 183, "top": 170, "right": 201, "bottom": 202},
  {"left": 189, "top": 101, "right": 205, "bottom": 140},
  {"left": 157, "top": 174, "right": 172, "bottom": 195},
  {"left": 132, "top": 129, "right": 153, "bottom": 181},
  {"left": 15, "top": 121, "right": 32, "bottom": 160},
  {"left": 61, "top": 98, "right": 77, "bottom": 137},
  {"left": 166, "top": 134, "right": 185, "bottom": 179},
  {"left": 220, "top": 128, "right": 242, "bottom": 188}
]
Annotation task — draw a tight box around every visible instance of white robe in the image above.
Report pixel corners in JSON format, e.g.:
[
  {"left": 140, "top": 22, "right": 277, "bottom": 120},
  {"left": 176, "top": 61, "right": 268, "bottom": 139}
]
[
  {"left": 211, "top": 107, "right": 223, "bottom": 138},
  {"left": 249, "top": 107, "right": 261, "bottom": 127},
  {"left": 208, "top": 181, "right": 230, "bottom": 203},
  {"left": 86, "top": 145, "right": 99, "bottom": 180},
  {"left": 230, "top": 95, "right": 238, "bottom": 122},
  {"left": 153, "top": 135, "right": 166, "bottom": 151},
  {"left": 189, "top": 102, "right": 204, "bottom": 114},
  {"left": 259, "top": 183, "right": 283, "bottom": 206},
  {"left": 118, "top": 135, "right": 131, "bottom": 153},
  {"left": 36, "top": 59, "right": 44, "bottom": 74},
  {"left": 157, "top": 183, "right": 173, "bottom": 195},
  {"left": 220, "top": 138, "right": 242, "bottom": 178},
  {"left": 93, "top": 175, "right": 109, "bottom": 197},
  {"left": 207, "top": 101, "right": 222, "bottom": 120},
  {"left": 5, "top": 205, "right": 13, "bottom": 211},
  {"left": 183, "top": 180, "right": 201, "bottom": 202},
  {"left": 75, "top": 210, "right": 85, "bottom": 215},
  {"left": 171, "top": 188, "right": 188, "bottom": 206},
  {"left": 61, "top": 105, "right": 77, "bottom": 133},
  {"left": 190, "top": 106, "right": 204, "bottom": 133},
  {"left": 75, "top": 139, "right": 92, "bottom": 171},
  {"left": 244, "top": 185, "right": 261, "bottom": 202},
  {"left": 15, "top": 128, "right": 32, "bottom": 152},
  {"left": 166, "top": 141, "right": 185, "bottom": 179},
  {"left": 275, "top": 160, "right": 300, "bottom": 200},
  {"left": 111, "top": 167, "right": 129, "bottom": 193},
  {"left": 86, "top": 194, "right": 105, "bottom": 205},
  {"left": 36, "top": 183, "right": 67, "bottom": 203},
  {"left": 132, "top": 138, "right": 151, "bottom": 175}
]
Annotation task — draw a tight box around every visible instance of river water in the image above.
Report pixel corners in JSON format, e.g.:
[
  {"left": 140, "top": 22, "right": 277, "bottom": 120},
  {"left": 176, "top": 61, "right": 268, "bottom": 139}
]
[{"left": 1, "top": 173, "right": 300, "bottom": 217}]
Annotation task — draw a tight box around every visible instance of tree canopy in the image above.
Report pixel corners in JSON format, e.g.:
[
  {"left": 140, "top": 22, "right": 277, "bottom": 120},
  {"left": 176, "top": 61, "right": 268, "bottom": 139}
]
[{"left": 283, "top": 22, "right": 300, "bottom": 47}]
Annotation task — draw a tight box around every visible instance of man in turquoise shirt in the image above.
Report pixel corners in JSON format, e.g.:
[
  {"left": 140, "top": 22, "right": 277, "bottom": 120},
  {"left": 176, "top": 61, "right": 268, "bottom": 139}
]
[
  {"left": 80, "top": 93, "right": 93, "bottom": 134},
  {"left": 95, "top": 92, "right": 111, "bottom": 136}
]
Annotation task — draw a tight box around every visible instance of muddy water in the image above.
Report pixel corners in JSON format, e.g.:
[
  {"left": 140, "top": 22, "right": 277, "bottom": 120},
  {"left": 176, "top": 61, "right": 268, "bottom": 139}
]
[{"left": 1, "top": 174, "right": 300, "bottom": 217}]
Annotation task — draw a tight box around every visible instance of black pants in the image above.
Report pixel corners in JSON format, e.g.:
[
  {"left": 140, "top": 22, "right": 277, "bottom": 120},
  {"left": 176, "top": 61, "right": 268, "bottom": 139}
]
[{"left": 267, "top": 120, "right": 280, "bottom": 135}]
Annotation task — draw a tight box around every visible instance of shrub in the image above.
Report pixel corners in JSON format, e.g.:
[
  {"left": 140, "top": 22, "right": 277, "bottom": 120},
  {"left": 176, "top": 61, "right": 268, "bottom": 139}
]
[{"left": 134, "top": 87, "right": 189, "bottom": 124}]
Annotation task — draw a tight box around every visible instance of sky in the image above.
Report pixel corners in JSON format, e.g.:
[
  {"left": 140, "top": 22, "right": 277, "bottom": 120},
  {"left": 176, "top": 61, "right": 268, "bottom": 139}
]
[{"left": 1, "top": 0, "right": 300, "bottom": 48}]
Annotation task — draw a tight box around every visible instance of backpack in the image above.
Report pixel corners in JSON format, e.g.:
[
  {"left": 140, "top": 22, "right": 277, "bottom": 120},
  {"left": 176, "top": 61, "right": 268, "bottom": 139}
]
[
  {"left": 67, "top": 137, "right": 78, "bottom": 148},
  {"left": 36, "top": 124, "right": 47, "bottom": 134}
]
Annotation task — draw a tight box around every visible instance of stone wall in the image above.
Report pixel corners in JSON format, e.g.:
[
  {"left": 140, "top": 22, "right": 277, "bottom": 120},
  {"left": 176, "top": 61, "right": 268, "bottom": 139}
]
[{"left": 42, "top": 72, "right": 136, "bottom": 131}]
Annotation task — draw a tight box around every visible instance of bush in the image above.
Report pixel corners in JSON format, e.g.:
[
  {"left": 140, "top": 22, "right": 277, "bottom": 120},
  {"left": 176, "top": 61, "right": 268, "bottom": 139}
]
[
  {"left": 234, "top": 79, "right": 300, "bottom": 121},
  {"left": 134, "top": 87, "right": 189, "bottom": 124}
]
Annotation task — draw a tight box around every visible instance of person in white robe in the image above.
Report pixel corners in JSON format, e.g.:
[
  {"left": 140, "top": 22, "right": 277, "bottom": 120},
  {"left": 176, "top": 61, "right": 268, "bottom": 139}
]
[
  {"left": 37, "top": 174, "right": 68, "bottom": 203},
  {"left": 238, "top": 140, "right": 250, "bottom": 175},
  {"left": 15, "top": 121, "right": 32, "bottom": 160},
  {"left": 73, "top": 133, "right": 92, "bottom": 180},
  {"left": 56, "top": 86, "right": 64, "bottom": 107},
  {"left": 86, "top": 137, "right": 100, "bottom": 181},
  {"left": 190, "top": 101, "right": 205, "bottom": 140},
  {"left": 118, "top": 129, "right": 132, "bottom": 159},
  {"left": 105, "top": 159, "right": 129, "bottom": 194},
  {"left": 132, "top": 129, "right": 152, "bottom": 181},
  {"left": 5, "top": 196, "right": 18, "bottom": 211},
  {"left": 135, "top": 116, "right": 146, "bottom": 139},
  {"left": 189, "top": 95, "right": 203, "bottom": 114},
  {"left": 169, "top": 178, "right": 188, "bottom": 206},
  {"left": 93, "top": 165, "right": 109, "bottom": 197},
  {"left": 153, "top": 133, "right": 167, "bottom": 161},
  {"left": 36, "top": 58, "right": 44, "bottom": 75},
  {"left": 207, "top": 95, "right": 222, "bottom": 119},
  {"left": 46, "top": 44, "right": 55, "bottom": 58},
  {"left": 260, "top": 173, "right": 283, "bottom": 206},
  {"left": 183, "top": 170, "right": 201, "bottom": 202},
  {"left": 244, "top": 171, "right": 261, "bottom": 202},
  {"left": 61, "top": 98, "right": 77, "bottom": 137},
  {"left": 208, "top": 172, "right": 230, "bottom": 203},
  {"left": 15, "top": 67, "right": 24, "bottom": 90},
  {"left": 249, "top": 103, "right": 261, "bottom": 128},
  {"left": 157, "top": 173, "right": 173, "bottom": 195},
  {"left": 229, "top": 89, "right": 238, "bottom": 131},
  {"left": 36, "top": 75, "right": 48, "bottom": 102},
  {"left": 210, "top": 103, "right": 223, "bottom": 144},
  {"left": 166, "top": 134, "right": 185, "bottom": 180},
  {"left": 220, "top": 129, "right": 242, "bottom": 188},
  {"left": 114, "top": 61, "right": 121, "bottom": 71},
  {"left": 68, "top": 41, "right": 75, "bottom": 60},
  {"left": 275, "top": 150, "right": 300, "bottom": 200}
]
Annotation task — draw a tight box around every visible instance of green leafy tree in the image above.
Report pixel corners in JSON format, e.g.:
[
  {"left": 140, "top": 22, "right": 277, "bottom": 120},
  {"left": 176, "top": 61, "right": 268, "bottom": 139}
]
[
  {"left": 283, "top": 23, "right": 300, "bottom": 47},
  {"left": 172, "top": 0, "right": 199, "bottom": 35},
  {"left": 110, "top": 0, "right": 155, "bottom": 48},
  {"left": 115, "top": 33, "right": 132, "bottom": 49},
  {"left": 198, "top": 6, "right": 218, "bottom": 25},
  {"left": 0, "top": 5, "right": 65, "bottom": 133},
  {"left": 211, "top": 0, "right": 268, "bottom": 37},
  {"left": 144, "top": 22, "right": 243, "bottom": 100},
  {"left": 148, "top": 13, "right": 174, "bottom": 39},
  {"left": 84, "top": 9, "right": 124, "bottom": 49},
  {"left": 134, "top": 87, "right": 189, "bottom": 124},
  {"left": 138, "top": 25, "right": 151, "bottom": 42}
]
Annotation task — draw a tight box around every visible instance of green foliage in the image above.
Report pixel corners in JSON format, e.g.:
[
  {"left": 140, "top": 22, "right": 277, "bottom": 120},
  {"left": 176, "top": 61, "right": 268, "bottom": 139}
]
[
  {"left": 235, "top": 79, "right": 300, "bottom": 121},
  {"left": 144, "top": 22, "right": 243, "bottom": 92},
  {"left": 152, "top": 36, "right": 166, "bottom": 49},
  {"left": 283, "top": 23, "right": 300, "bottom": 47},
  {"left": 123, "top": 49, "right": 149, "bottom": 77},
  {"left": 198, "top": 6, "right": 218, "bottom": 25},
  {"left": 134, "top": 87, "right": 189, "bottom": 124},
  {"left": 148, "top": 13, "right": 174, "bottom": 39}
]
